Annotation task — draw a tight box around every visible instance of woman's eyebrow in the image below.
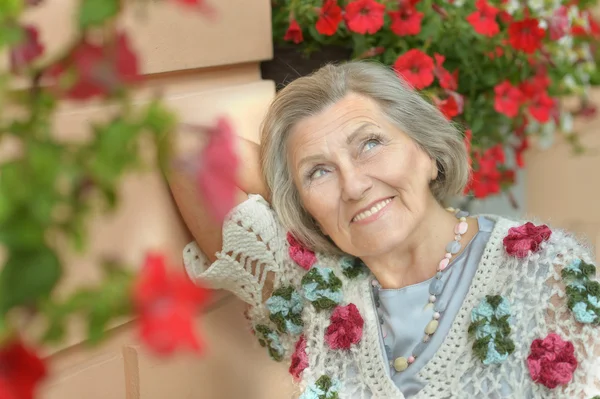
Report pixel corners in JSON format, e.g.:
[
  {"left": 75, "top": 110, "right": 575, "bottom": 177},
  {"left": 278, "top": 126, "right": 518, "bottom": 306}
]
[{"left": 345, "top": 122, "right": 380, "bottom": 145}]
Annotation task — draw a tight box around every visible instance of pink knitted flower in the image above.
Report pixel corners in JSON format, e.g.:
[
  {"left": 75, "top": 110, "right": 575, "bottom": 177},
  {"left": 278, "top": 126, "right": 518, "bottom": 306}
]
[
  {"left": 325, "top": 304, "right": 364, "bottom": 350},
  {"left": 289, "top": 335, "right": 308, "bottom": 380},
  {"left": 527, "top": 333, "right": 578, "bottom": 389},
  {"left": 287, "top": 233, "right": 317, "bottom": 270},
  {"left": 503, "top": 222, "right": 551, "bottom": 258}
]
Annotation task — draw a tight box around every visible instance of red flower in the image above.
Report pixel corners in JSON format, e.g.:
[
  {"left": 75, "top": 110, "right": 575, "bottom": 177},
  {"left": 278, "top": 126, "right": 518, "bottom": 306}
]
[
  {"left": 494, "top": 81, "right": 523, "bottom": 118},
  {"left": 388, "top": 6, "right": 424, "bottom": 36},
  {"left": 528, "top": 92, "right": 555, "bottom": 123},
  {"left": 487, "top": 46, "right": 504, "bottom": 59},
  {"left": 572, "top": 13, "right": 600, "bottom": 39},
  {"left": 289, "top": 335, "right": 308, "bottom": 380},
  {"left": 433, "top": 53, "right": 458, "bottom": 91},
  {"left": 0, "top": 340, "right": 47, "bottom": 399},
  {"left": 10, "top": 25, "right": 44, "bottom": 73},
  {"left": 344, "top": 0, "right": 386, "bottom": 34},
  {"left": 508, "top": 18, "right": 545, "bottom": 54},
  {"left": 527, "top": 333, "right": 578, "bottom": 389},
  {"left": 465, "top": 150, "right": 502, "bottom": 198},
  {"left": 548, "top": 6, "right": 569, "bottom": 41},
  {"left": 48, "top": 33, "right": 140, "bottom": 100},
  {"left": 287, "top": 233, "right": 317, "bottom": 270},
  {"left": 171, "top": 0, "right": 215, "bottom": 15},
  {"left": 284, "top": 20, "right": 304, "bottom": 44},
  {"left": 133, "top": 253, "right": 210, "bottom": 355},
  {"left": 503, "top": 222, "right": 551, "bottom": 258},
  {"left": 466, "top": 0, "right": 499, "bottom": 37},
  {"left": 436, "top": 93, "right": 463, "bottom": 120},
  {"left": 316, "top": 0, "right": 343, "bottom": 36},
  {"left": 393, "top": 49, "right": 434, "bottom": 90},
  {"left": 197, "top": 117, "right": 239, "bottom": 222},
  {"left": 324, "top": 304, "right": 364, "bottom": 350}
]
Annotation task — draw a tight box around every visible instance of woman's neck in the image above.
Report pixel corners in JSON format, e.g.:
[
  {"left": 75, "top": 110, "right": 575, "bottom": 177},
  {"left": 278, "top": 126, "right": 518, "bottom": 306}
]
[{"left": 362, "top": 202, "right": 478, "bottom": 289}]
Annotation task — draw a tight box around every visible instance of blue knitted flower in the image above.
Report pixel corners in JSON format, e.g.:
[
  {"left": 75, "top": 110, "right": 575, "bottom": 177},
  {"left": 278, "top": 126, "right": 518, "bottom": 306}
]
[
  {"left": 266, "top": 286, "right": 304, "bottom": 335},
  {"left": 468, "top": 295, "right": 515, "bottom": 366},
  {"left": 562, "top": 258, "right": 600, "bottom": 325},
  {"left": 339, "top": 256, "right": 367, "bottom": 279},
  {"left": 255, "top": 324, "right": 284, "bottom": 361},
  {"left": 301, "top": 267, "right": 343, "bottom": 311},
  {"left": 300, "top": 375, "right": 341, "bottom": 399}
]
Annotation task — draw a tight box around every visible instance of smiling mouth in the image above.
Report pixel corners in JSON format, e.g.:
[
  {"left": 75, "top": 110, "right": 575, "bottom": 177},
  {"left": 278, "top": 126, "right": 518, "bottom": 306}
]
[{"left": 352, "top": 197, "right": 393, "bottom": 222}]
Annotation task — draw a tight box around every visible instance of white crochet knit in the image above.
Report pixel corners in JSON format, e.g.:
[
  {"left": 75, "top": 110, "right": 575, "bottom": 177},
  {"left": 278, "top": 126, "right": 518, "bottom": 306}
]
[{"left": 183, "top": 195, "right": 600, "bottom": 399}]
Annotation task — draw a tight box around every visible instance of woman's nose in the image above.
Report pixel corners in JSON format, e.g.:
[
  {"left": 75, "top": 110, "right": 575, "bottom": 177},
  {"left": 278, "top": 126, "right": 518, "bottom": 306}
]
[{"left": 340, "top": 163, "right": 372, "bottom": 202}]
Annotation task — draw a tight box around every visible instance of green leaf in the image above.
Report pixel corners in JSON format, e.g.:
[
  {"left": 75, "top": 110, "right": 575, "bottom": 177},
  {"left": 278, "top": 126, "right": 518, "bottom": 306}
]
[
  {"left": 78, "top": 0, "right": 119, "bottom": 28},
  {"left": 0, "top": 23, "right": 24, "bottom": 49},
  {"left": 0, "top": 0, "right": 23, "bottom": 19},
  {"left": 0, "top": 247, "right": 62, "bottom": 312}
]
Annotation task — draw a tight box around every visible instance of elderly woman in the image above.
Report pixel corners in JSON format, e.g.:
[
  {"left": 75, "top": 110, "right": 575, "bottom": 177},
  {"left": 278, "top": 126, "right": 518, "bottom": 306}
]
[{"left": 171, "top": 61, "right": 600, "bottom": 398}]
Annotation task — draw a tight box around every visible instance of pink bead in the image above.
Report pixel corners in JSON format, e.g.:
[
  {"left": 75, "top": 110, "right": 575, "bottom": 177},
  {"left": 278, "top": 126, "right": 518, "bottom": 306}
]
[
  {"left": 408, "top": 356, "right": 415, "bottom": 364},
  {"left": 444, "top": 253, "right": 452, "bottom": 259},
  {"left": 433, "top": 312, "right": 440, "bottom": 319},
  {"left": 455, "top": 221, "right": 468, "bottom": 235},
  {"left": 371, "top": 280, "right": 378, "bottom": 286},
  {"left": 438, "top": 258, "right": 449, "bottom": 271},
  {"left": 423, "top": 335, "right": 430, "bottom": 343},
  {"left": 382, "top": 325, "right": 388, "bottom": 338},
  {"left": 429, "top": 295, "right": 436, "bottom": 303}
]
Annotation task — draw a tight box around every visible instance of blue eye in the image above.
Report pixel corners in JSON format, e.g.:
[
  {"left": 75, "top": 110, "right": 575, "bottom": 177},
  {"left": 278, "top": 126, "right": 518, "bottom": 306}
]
[
  {"left": 363, "top": 139, "right": 380, "bottom": 151},
  {"left": 308, "top": 167, "right": 328, "bottom": 180}
]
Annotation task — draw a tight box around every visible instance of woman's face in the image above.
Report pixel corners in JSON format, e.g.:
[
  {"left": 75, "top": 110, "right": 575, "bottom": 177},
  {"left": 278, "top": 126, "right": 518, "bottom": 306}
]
[{"left": 288, "top": 93, "right": 438, "bottom": 257}]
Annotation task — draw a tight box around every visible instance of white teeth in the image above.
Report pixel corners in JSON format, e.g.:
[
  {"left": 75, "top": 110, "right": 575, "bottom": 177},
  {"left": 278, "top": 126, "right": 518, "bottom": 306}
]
[{"left": 353, "top": 198, "right": 392, "bottom": 222}]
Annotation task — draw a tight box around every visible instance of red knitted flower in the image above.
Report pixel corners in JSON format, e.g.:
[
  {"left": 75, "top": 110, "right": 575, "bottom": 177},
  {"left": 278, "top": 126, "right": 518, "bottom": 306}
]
[
  {"left": 287, "top": 233, "right": 317, "bottom": 270},
  {"left": 324, "top": 304, "right": 364, "bottom": 350},
  {"left": 503, "top": 222, "right": 552, "bottom": 258},
  {"left": 527, "top": 333, "right": 578, "bottom": 389},
  {"left": 289, "top": 335, "right": 308, "bottom": 380}
]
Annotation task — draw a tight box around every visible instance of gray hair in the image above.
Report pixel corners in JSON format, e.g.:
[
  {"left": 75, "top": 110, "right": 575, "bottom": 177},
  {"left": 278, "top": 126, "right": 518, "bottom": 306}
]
[{"left": 260, "top": 60, "right": 469, "bottom": 255}]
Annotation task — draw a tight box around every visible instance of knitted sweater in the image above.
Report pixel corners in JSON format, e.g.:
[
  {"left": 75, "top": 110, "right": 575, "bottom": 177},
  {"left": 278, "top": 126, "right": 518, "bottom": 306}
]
[{"left": 183, "top": 195, "right": 600, "bottom": 399}]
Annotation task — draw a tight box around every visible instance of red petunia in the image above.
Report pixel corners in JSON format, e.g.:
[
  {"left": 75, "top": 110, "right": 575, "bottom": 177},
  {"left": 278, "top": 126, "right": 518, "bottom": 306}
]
[
  {"left": 572, "top": 12, "right": 600, "bottom": 39},
  {"left": 133, "top": 253, "right": 210, "bottom": 355},
  {"left": 289, "top": 335, "right": 308, "bottom": 380},
  {"left": 528, "top": 92, "right": 555, "bottom": 123},
  {"left": 527, "top": 333, "right": 578, "bottom": 389},
  {"left": 503, "top": 222, "right": 551, "bottom": 258},
  {"left": 466, "top": 0, "right": 500, "bottom": 37},
  {"left": 10, "top": 25, "right": 44, "bottom": 73},
  {"left": 508, "top": 18, "right": 546, "bottom": 54},
  {"left": 284, "top": 19, "right": 304, "bottom": 44},
  {"left": 344, "top": 0, "right": 386, "bottom": 34},
  {"left": 316, "top": 0, "right": 343, "bottom": 36},
  {"left": 494, "top": 81, "right": 523, "bottom": 118},
  {"left": 324, "top": 304, "right": 364, "bottom": 350},
  {"left": 48, "top": 33, "right": 140, "bottom": 100},
  {"left": 393, "top": 49, "right": 434, "bottom": 90},
  {"left": 388, "top": 6, "right": 424, "bottom": 36},
  {"left": 464, "top": 153, "right": 501, "bottom": 199},
  {"left": 0, "top": 340, "right": 47, "bottom": 399},
  {"left": 548, "top": 6, "right": 569, "bottom": 41},
  {"left": 197, "top": 117, "right": 239, "bottom": 223},
  {"left": 436, "top": 92, "right": 463, "bottom": 120},
  {"left": 433, "top": 53, "right": 458, "bottom": 91},
  {"left": 287, "top": 233, "right": 317, "bottom": 270}
]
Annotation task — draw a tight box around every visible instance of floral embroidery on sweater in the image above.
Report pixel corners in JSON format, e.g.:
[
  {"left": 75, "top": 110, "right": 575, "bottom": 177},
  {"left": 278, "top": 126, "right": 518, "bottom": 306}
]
[
  {"left": 266, "top": 286, "right": 305, "bottom": 334},
  {"left": 468, "top": 295, "right": 515, "bottom": 365},
  {"left": 562, "top": 258, "right": 600, "bottom": 324},
  {"left": 287, "top": 232, "right": 317, "bottom": 270},
  {"left": 254, "top": 324, "right": 284, "bottom": 361},
  {"left": 299, "top": 375, "right": 341, "bottom": 399},
  {"left": 503, "top": 222, "right": 551, "bottom": 258},
  {"left": 527, "top": 333, "right": 578, "bottom": 389},
  {"left": 301, "top": 267, "right": 343, "bottom": 311},
  {"left": 324, "top": 303, "right": 364, "bottom": 350}
]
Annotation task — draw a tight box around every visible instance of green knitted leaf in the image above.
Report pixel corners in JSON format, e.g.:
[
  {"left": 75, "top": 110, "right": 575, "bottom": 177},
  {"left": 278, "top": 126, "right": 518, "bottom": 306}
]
[
  {"left": 472, "top": 336, "right": 491, "bottom": 362},
  {"left": 487, "top": 295, "right": 503, "bottom": 309},
  {"left": 340, "top": 256, "right": 366, "bottom": 279},
  {"left": 581, "top": 261, "right": 597, "bottom": 278}
]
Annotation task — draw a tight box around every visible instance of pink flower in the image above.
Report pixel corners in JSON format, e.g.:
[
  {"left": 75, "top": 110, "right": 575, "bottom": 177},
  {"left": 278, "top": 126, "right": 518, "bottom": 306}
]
[
  {"left": 287, "top": 233, "right": 317, "bottom": 270},
  {"left": 289, "top": 335, "right": 308, "bottom": 380},
  {"left": 324, "top": 304, "right": 364, "bottom": 350},
  {"left": 549, "top": 6, "right": 569, "bottom": 41},
  {"left": 527, "top": 333, "right": 578, "bottom": 389},
  {"left": 503, "top": 222, "right": 552, "bottom": 258}
]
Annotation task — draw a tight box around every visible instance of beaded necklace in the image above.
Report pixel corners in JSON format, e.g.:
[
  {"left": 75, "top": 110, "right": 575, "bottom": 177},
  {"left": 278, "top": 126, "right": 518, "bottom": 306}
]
[{"left": 371, "top": 208, "right": 469, "bottom": 373}]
